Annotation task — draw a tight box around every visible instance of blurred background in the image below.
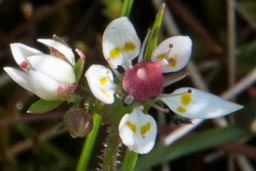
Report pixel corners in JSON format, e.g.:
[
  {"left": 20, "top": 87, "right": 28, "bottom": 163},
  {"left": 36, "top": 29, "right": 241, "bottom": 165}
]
[{"left": 1, "top": 0, "right": 256, "bottom": 170}]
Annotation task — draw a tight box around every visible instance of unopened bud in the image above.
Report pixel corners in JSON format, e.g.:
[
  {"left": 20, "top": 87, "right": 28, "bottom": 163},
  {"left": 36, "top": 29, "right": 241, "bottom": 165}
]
[{"left": 64, "top": 108, "right": 93, "bottom": 138}]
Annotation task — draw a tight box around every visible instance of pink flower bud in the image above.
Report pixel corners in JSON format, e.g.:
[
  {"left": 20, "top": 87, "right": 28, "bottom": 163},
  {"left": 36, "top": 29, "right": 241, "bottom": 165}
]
[{"left": 122, "top": 61, "right": 164, "bottom": 102}]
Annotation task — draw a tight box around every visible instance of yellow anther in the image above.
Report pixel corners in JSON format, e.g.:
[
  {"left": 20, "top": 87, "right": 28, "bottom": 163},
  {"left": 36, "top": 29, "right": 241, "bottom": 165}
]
[
  {"left": 168, "top": 57, "right": 177, "bottom": 67},
  {"left": 100, "top": 88, "right": 110, "bottom": 99},
  {"left": 180, "top": 92, "right": 192, "bottom": 105},
  {"left": 110, "top": 47, "right": 121, "bottom": 58},
  {"left": 126, "top": 121, "right": 137, "bottom": 133},
  {"left": 140, "top": 122, "right": 151, "bottom": 137},
  {"left": 156, "top": 53, "right": 167, "bottom": 59},
  {"left": 177, "top": 106, "right": 187, "bottom": 113},
  {"left": 99, "top": 76, "right": 108, "bottom": 86},
  {"left": 124, "top": 42, "right": 136, "bottom": 52}
]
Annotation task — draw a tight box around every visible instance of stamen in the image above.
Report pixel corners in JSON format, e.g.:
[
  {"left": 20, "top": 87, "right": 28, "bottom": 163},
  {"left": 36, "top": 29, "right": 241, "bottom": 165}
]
[
  {"left": 165, "top": 44, "right": 173, "bottom": 59},
  {"left": 124, "top": 95, "right": 134, "bottom": 105},
  {"left": 163, "top": 72, "right": 188, "bottom": 87},
  {"left": 124, "top": 56, "right": 132, "bottom": 69},
  {"left": 106, "top": 58, "right": 122, "bottom": 80},
  {"left": 138, "top": 105, "right": 144, "bottom": 111},
  {"left": 105, "top": 71, "right": 117, "bottom": 89},
  {"left": 160, "top": 90, "right": 190, "bottom": 98},
  {"left": 152, "top": 103, "right": 169, "bottom": 113}
]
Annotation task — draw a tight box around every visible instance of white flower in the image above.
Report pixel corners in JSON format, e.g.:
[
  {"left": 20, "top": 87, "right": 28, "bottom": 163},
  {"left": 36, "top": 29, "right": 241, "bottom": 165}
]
[
  {"left": 119, "top": 107, "right": 157, "bottom": 154},
  {"left": 85, "top": 17, "right": 243, "bottom": 154},
  {"left": 160, "top": 87, "right": 243, "bottom": 119},
  {"left": 85, "top": 64, "right": 116, "bottom": 104},
  {"left": 4, "top": 39, "right": 77, "bottom": 101},
  {"left": 102, "top": 17, "right": 141, "bottom": 70}
]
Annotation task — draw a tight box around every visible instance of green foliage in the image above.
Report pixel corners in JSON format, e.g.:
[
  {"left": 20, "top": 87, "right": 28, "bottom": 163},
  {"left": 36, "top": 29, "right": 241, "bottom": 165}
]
[
  {"left": 121, "top": 0, "right": 134, "bottom": 17},
  {"left": 236, "top": 43, "right": 256, "bottom": 73},
  {"left": 144, "top": 4, "right": 165, "bottom": 61},
  {"left": 135, "top": 124, "right": 252, "bottom": 170},
  {"left": 27, "top": 99, "right": 62, "bottom": 113}
]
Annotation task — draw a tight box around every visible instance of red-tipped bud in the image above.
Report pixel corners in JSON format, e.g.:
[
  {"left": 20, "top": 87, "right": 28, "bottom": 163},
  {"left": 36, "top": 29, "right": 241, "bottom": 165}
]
[
  {"left": 64, "top": 108, "right": 93, "bottom": 138},
  {"left": 122, "top": 61, "right": 164, "bottom": 102}
]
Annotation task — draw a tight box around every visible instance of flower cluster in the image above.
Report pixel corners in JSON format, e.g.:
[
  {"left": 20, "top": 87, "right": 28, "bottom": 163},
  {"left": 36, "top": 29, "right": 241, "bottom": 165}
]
[
  {"left": 4, "top": 17, "right": 243, "bottom": 155},
  {"left": 4, "top": 38, "right": 77, "bottom": 101},
  {"left": 85, "top": 17, "right": 243, "bottom": 154}
]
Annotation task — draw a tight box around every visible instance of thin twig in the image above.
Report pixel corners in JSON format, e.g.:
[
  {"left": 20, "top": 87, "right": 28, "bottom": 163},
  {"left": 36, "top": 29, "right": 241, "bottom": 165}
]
[
  {"left": 0, "top": 125, "right": 65, "bottom": 161},
  {"left": 227, "top": 0, "right": 236, "bottom": 87},
  {"left": 0, "top": 111, "right": 65, "bottom": 127},
  {"left": 167, "top": 0, "right": 223, "bottom": 54}
]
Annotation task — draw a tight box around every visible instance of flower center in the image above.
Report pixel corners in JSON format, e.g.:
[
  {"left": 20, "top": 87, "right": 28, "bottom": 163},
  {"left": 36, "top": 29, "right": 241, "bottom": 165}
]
[{"left": 122, "top": 61, "right": 164, "bottom": 102}]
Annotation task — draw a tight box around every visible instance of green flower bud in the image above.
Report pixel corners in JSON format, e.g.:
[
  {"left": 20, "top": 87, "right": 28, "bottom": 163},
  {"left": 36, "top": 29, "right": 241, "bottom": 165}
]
[{"left": 64, "top": 108, "right": 93, "bottom": 138}]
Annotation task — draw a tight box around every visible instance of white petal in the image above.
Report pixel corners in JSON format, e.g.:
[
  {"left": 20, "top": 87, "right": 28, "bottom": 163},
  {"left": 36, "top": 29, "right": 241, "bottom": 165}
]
[
  {"left": 3, "top": 67, "right": 32, "bottom": 92},
  {"left": 85, "top": 65, "right": 116, "bottom": 104},
  {"left": 27, "top": 55, "right": 76, "bottom": 84},
  {"left": 119, "top": 107, "right": 157, "bottom": 154},
  {"left": 10, "top": 43, "right": 43, "bottom": 70},
  {"left": 160, "top": 87, "right": 243, "bottom": 119},
  {"left": 27, "top": 70, "right": 60, "bottom": 100},
  {"left": 37, "top": 39, "right": 75, "bottom": 66},
  {"left": 102, "top": 17, "right": 141, "bottom": 69},
  {"left": 151, "top": 36, "right": 192, "bottom": 73}
]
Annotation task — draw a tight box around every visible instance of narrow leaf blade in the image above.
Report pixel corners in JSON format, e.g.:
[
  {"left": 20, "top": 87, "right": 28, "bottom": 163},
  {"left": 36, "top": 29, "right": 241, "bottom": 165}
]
[
  {"left": 135, "top": 124, "right": 252, "bottom": 170},
  {"left": 144, "top": 4, "right": 165, "bottom": 60}
]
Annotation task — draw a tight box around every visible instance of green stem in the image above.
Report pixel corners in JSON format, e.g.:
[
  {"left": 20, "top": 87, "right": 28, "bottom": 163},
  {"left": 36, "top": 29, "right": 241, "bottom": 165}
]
[
  {"left": 101, "top": 123, "right": 121, "bottom": 171},
  {"left": 121, "top": 0, "right": 134, "bottom": 17},
  {"left": 120, "top": 148, "right": 138, "bottom": 171},
  {"left": 76, "top": 112, "right": 102, "bottom": 171}
]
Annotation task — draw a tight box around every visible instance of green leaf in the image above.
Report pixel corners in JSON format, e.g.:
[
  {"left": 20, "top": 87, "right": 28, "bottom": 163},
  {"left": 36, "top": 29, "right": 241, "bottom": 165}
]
[
  {"left": 121, "top": 0, "right": 134, "bottom": 17},
  {"left": 27, "top": 99, "right": 62, "bottom": 113},
  {"left": 135, "top": 124, "right": 252, "bottom": 170},
  {"left": 144, "top": 4, "right": 165, "bottom": 61},
  {"left": 74, "top": 57, "right": 85, "bottom": 82}
]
